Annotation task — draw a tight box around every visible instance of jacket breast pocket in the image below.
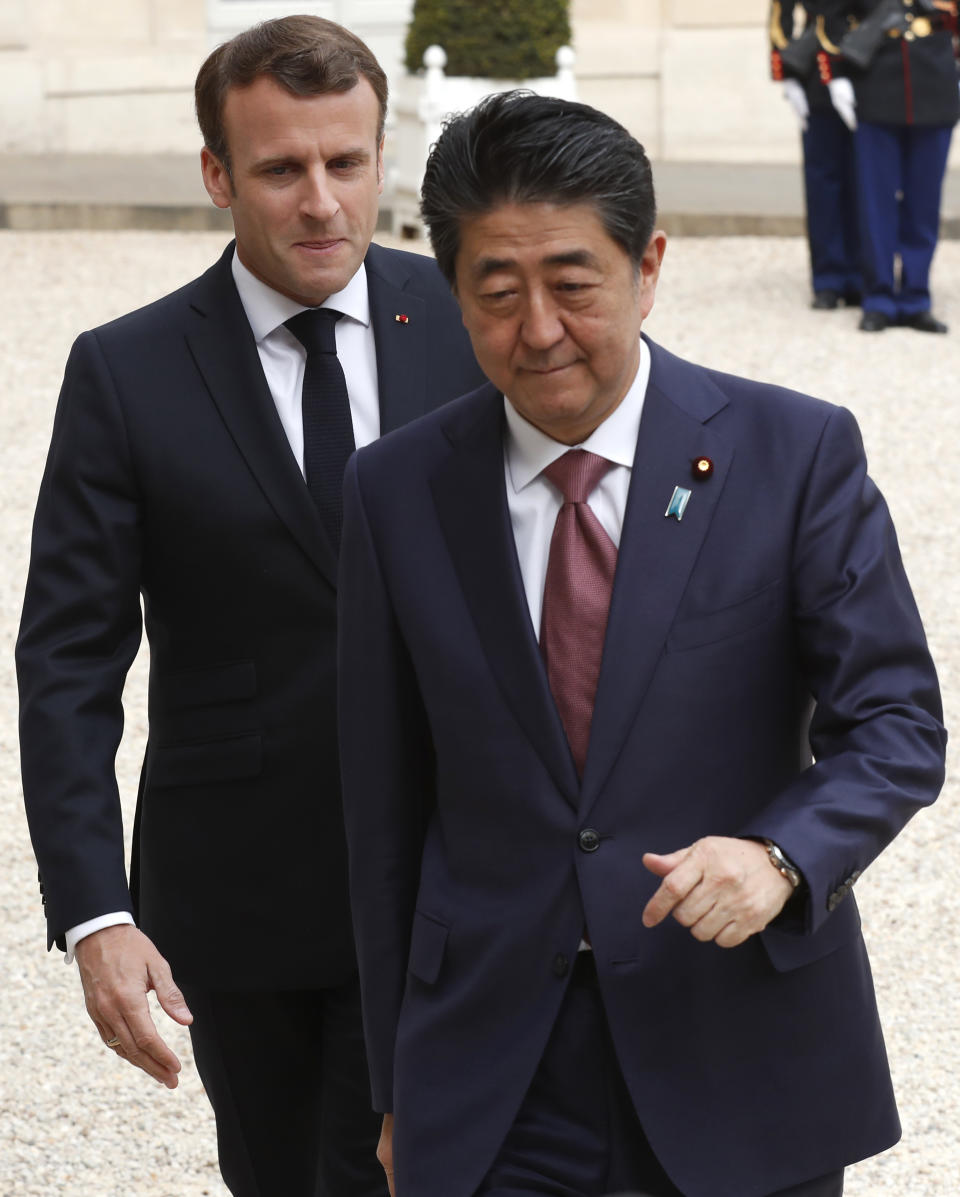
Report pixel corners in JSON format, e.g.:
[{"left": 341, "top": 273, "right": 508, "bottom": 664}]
[
  {"left": 407, "top": 910, "right": 449, "bottom": 986},
  {"left": 667, "top": 579, "right": 784, "bottom": 652},
  {"left": 147, "top": 733, "right": 262, "bottom": 789}
]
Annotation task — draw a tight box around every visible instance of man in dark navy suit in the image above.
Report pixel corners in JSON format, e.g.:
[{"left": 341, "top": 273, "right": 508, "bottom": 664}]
[
  {"left": 16, "top": 16, "right": 482, "bottom": 1197},
  {"left": 815, "top": 0, "right": 959, "bottom": 331},
  {"left": 338, "top": 92, "right": 946, "bottom": 1197}
]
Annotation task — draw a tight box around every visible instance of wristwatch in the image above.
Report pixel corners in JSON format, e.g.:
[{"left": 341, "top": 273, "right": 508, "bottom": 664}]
[{"left": 762, "top": 839, "right": 802, "bottom": 890}]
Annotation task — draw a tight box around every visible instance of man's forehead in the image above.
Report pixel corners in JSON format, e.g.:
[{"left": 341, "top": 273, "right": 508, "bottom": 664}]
[
  {"left": 457, "top": 199, "right": 616, "bottom": 274},
  {"left": 468, "top": 247, "right": 603, "bottom": 281}
]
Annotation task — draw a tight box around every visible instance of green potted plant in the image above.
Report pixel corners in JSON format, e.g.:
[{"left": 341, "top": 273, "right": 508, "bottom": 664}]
[
  {"left": 391, "top": 0, "right": 575, "bottom": 236},
  {"left": 405, "top": 0, "right": 571, "bottom": 80}
]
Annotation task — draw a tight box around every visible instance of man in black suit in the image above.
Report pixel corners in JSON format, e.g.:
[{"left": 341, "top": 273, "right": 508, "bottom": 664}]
[{"left": 15, "top": 16, "right": 482, "bottom": 1197}]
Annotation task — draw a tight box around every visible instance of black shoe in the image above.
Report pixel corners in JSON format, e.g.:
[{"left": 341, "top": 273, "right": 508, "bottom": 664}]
[
  {"left": 859, "top": 310, "right": 889, "bottom": 332},
  {"left": 812, "top": 290, "right": 840, "bottom": 310},
  {"left": 900, "top": 310, "right": 948, "bottom": 333}
]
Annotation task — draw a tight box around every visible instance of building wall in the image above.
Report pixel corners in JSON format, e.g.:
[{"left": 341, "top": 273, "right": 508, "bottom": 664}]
[
  {"left": 0, "top": 0, "right": 955, "bottom": 166},
  {"left": 0, "top": 0, "right": 205, "bottom": 152}
]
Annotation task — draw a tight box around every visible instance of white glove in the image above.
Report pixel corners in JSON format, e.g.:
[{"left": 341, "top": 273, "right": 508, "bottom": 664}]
[
  {"left": 828, "top": 77, "right": 857, "bottom": 131},
  {"left": 782, "top": 78, "right": 810, "bottom": 131}
]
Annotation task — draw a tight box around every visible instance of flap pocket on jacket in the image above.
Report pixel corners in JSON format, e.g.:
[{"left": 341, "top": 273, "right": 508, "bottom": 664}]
[
  {"left": 760, "top": 898, "right": 861, "bottom": 973},
  {"left": 407, "top": 910, "right": 449, "bottom": 986},
  {"left": 148, "top": 733, "right": 262, "bottom": 789},
  {"left": 164, "top": 661, "right": 257, "bottom": 710},
  {"left": 667, "top": 580, "right": 783, "bottom": 652}
]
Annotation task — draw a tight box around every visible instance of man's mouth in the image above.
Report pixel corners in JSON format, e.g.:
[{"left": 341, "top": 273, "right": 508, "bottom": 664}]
[
  {"left": 521, "top": 361, "right": 578, "bottom": 375},
  {"left": 293, "top": 238, "right": 345, "bottom": 253}
]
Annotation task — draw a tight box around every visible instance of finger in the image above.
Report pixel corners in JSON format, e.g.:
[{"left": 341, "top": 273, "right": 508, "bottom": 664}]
[
  {"left": 148, "top": 959, "right": 194, "bottom": 1026},
  {"left": 714, "top": 920, "right": 750, "bottom": 949},
  {"left": 669, "top": 886, "right": 718, "bottom": 930},
  {"left": 112, "top": 1006, "right": 182, "bottom": 1088},
  {"left": 688, "top": 903, "right": 736, "bottom": 943},
  {"left": 641, "top": 849, "right": 688, "bottom": 878},
  {"left": 642, "top": 858, "right": 703, "bottom": 928}
]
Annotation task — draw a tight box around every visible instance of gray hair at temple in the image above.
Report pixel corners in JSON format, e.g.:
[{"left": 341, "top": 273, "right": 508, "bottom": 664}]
[{"left": 420, "top": 90, "right": 657, "bottom": 285}]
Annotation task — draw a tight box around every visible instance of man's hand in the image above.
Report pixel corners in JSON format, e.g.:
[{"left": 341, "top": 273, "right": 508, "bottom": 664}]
[
  {"left": 377, "top": 1113, "right": 395, "bottom": 1197},
  {"left": 75, "top": 924, "right": 193, "bottom": 1088},
  {"left": 642, "top": 837, "right": 794, "bottom": 947}
]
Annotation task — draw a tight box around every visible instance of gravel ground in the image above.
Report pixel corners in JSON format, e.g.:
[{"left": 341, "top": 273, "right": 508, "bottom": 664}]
[{"left": 0, "top": 230, "right": 957, "bottom": 1196}]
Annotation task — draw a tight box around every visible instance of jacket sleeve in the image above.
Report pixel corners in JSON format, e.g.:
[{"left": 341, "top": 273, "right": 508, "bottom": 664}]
[
  {"left": 16, "top": 330, "right": 143, "bottom": 949},
  {"left": 337, "top": 450, "right": 436, "bottom": 1113},
  {"left": 740, "top": 404, "right": 947, "bottom": 934}
]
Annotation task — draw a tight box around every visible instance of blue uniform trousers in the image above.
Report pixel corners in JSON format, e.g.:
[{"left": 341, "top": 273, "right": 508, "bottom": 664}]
[
  {"left": 854, "top": 119, "right": 953, "bottom": 318},
  {"left": 802, "top": 106, "right": 862, "bottom": 297}
]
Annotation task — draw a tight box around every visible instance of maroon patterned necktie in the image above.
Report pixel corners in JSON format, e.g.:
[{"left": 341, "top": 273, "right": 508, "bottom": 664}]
[{"left": 540, "top": 449, "right": 618, "bottom": 777}]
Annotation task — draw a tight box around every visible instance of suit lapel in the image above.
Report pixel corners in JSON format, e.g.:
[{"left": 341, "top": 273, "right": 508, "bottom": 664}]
[
  {"left": 431, "top": 389, "right": 580, "bottom": 802},
  {"left": 365, "top": 243, "right": 429, "bottom": 434},
  {"left": 184, "top": 245, "right": 338, "bottom": 588},
  {"left": 581, "top": 341, "right": 734, "bottom": 808}
]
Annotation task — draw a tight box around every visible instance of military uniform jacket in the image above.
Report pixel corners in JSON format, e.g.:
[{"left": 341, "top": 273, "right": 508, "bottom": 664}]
[{"left": 817, "top": 0, "right": 960, "bottom": 125}]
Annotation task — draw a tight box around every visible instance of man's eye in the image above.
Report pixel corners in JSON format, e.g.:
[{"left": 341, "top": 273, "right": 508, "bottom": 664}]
[{"left": 268, "top": 165, "right": 290, "bottom": 176}]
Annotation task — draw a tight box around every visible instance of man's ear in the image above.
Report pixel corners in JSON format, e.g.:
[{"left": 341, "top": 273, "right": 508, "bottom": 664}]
[
  {"left": 637, "top": 230, "right": 667, "bottom": 323},
  {"left": 200, "top": 146, "right": 233, "bottom": 210},
  {"left": 377, "top": 135, "right": 385, "bottom": 195}
]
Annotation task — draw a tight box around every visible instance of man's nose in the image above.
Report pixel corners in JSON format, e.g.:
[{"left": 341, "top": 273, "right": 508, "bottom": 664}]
[
  {"left": 300, "top": 169, "right": 339, "bottom": 222},
  {"left": 520, "top": 293, "right": 564, "bottom": 351}
]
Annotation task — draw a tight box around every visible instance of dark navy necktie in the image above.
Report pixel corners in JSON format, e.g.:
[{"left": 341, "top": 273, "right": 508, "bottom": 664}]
[{"left": 284, "top": 307, "right": 356, "bottom": 551}]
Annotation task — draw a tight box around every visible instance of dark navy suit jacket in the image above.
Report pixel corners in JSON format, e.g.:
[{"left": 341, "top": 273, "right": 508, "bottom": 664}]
[
  {"left": 17, "top": 240, "right": 484, "bottom": 990},
  {"left": 338, "top": 337, "right": 946, "bottom": 1197}
]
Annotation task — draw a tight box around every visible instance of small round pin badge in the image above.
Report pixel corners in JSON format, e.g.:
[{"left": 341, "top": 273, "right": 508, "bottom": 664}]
[{"left": 692, "top": 456, "right": 714, "bottom": 480}]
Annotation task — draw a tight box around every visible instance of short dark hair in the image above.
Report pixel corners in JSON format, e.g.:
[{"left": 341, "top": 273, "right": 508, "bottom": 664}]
[
  {"left": 421, "top": 90, "right": 657, "bottom": 284},
  {"left": 195, "top": 15, "right": 388, "bottom": 174}
]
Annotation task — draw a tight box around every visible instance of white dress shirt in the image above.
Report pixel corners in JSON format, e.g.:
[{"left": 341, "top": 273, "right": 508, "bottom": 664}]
[
  {"left": 231, "top": 249, "right": 381, "bottom": 456},
  {"left": 503, "top": 338, "right": 650, "bottom": 634},
  {"left": 65, "top": 252, "right": 381, "bottom": 962}
]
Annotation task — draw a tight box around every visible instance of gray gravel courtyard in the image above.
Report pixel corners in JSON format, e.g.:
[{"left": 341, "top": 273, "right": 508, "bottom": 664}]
[{"left": 0, "top": 229, "right": 957, "bottom": 1196}]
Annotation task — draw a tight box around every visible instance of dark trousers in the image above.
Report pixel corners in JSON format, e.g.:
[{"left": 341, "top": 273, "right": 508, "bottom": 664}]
[
  {"left": 181, "top": 975, "right": 387, "bottom": 1197},
  {"left": 802, "top": 106, "right": 861, "bottom": 297},
  {"left": 855, "top": 119, "right": 953, "bottom": 317},
  {"left": 475, "top": 953, "right": 843, "bottom": 1197}
]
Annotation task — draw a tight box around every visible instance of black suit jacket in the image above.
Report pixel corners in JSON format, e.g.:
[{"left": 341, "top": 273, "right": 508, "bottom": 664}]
[{"left": 16, "top": 240, "right": 484, "bottom": 990}]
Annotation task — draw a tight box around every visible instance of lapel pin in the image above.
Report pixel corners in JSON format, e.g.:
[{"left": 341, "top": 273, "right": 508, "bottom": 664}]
[
  {"left": 665, "top": 486, "right": 692, "bottom": 522},
  {"left": 692, "top": 456, "right": 714, "bottom": 480},
  {"left": 394, "top": 313, "right": 409, "bottom": 324}
]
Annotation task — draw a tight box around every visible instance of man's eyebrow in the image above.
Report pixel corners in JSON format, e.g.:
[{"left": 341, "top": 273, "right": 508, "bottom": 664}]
[
  {"left": 250, "top": 146, "right": 372, "bottom": 170},
  {"left": 471, "top": 248, "right": 600, "bottom": 281},
  {"left": 543, "top": 249, "right": 601, "bottom": 270},
  {"left": 472, "top": 256, "right": 515, "bottom": 282}
]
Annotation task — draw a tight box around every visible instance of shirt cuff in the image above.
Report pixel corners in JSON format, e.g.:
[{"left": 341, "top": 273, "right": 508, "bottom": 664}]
[{"left": 64, "top": 912, "right": 135, "bottom": 964}]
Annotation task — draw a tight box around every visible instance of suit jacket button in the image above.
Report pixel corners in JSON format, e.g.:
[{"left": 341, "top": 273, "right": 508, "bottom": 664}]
[
  {"left": 578, "top": 828, "right": 601, "bottom": 853},
  {"left": 553, "top": 953, "right": 570, "bottom": 978}
]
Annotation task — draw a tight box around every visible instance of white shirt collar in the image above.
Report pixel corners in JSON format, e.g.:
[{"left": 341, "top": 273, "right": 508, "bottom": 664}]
[
  {"left": 231, "top": 247, "right": 370, "bottom": 343},
  {"left": 504, "top": 337, "right": 651, "bottom": 494}
]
